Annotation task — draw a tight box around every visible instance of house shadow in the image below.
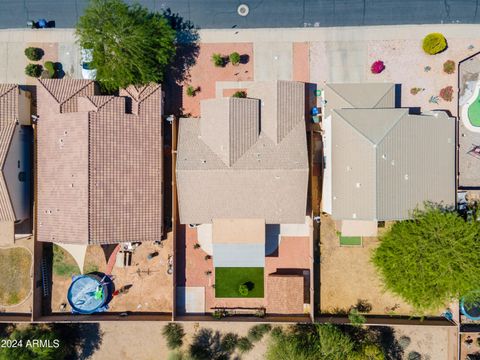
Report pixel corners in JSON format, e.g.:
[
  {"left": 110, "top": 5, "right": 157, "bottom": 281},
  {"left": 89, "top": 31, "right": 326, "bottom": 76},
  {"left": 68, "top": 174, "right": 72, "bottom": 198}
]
[
  {"left": 265, "top": 224, "right": 280, "bottom": 257},
  {"left": 162, "top": 8, "right": 200, "bottom": 116}
]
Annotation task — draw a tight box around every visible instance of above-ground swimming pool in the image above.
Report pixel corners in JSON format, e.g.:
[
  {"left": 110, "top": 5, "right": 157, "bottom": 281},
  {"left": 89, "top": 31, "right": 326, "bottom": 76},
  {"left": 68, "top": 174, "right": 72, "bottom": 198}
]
[
  {"left": 461, "top": 295, "right": 480, "bottom": 321},
  {"left": 67, "top": 274, "right": 111, "bottom": 314}
]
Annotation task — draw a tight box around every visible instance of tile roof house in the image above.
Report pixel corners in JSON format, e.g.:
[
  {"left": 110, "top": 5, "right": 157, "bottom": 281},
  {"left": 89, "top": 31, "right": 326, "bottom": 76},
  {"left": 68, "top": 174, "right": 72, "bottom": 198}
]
[
  {"left": 0, "top": 84, "right": 32, "bottom": 224},
  {"left": 176, "top": 80, "right": 309, "bottom": 225},
  {"left": 37, "top": 79, "right": 163, "bottom": 245},
  {"left": 322, "top": 83, "right": 456, "bottom": 221}
]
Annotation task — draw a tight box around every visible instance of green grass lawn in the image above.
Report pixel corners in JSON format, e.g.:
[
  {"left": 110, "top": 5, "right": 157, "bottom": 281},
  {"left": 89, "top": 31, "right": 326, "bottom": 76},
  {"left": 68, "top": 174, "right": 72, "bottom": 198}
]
[
  {"left": 215, "top": 267, "right": 264, "bottom": 298},
  {"left": 53, "top": 245, "right": 80, "bottom": 277},
  {"left": 468, "top": 94, "right": 480, "bottom": 127},
  {"left": 0, "top": 247, "right": 32, "bottom": 305},
  {"left": 339, "top": 235, "right": 362, "bottom": 246}
]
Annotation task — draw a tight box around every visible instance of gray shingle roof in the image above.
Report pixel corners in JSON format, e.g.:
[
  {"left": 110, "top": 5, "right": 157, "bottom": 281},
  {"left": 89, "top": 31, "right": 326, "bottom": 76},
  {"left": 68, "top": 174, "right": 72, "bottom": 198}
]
[
  {"left": 331, "top": 108, "right": 456, "bottom": 220},
  {"left": 176, "top": 81, "right": 309, "bottom": 224},
  {"left": 324, "top": 83, "right": 395, "bottom": 118}
]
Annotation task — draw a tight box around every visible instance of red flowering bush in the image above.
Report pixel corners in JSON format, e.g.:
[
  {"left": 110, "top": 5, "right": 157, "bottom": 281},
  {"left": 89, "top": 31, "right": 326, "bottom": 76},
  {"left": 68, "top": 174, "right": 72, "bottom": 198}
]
[
  {"left": 439, "top": 86, "right": 454, "bottom": 102},
  {"left": 371, "top": 60, "right": 385, "bottom": 74}
]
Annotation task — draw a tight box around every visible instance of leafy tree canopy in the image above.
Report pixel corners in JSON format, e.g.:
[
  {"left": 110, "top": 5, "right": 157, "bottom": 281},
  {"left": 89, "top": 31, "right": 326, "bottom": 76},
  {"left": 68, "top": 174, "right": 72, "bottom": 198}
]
[
  {"left": 372, "top": 205, "right": 480, "bottom": 313},
  {"left": 266, "top": 324, "right": 384, "bottom": 360},
  {"left": 0, "top": 325, "right": 66, "bottom": 360},
  {"left": 76, "top": 0, "right": 176, "bottom": 91}
]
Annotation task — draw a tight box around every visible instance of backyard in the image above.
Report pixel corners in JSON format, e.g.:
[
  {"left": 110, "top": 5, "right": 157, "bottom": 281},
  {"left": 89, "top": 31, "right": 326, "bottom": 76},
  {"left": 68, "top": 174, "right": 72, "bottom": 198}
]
[
  {"left": 51, "top": 235, "right": 174, "bottom": 314},
  {"left": 320, "top": 214, "right": 413, "bottom": 316},
  {"left": 0, "top": 246, "right": 32, "bottom": 307},
  {"left": 177, "top": 226, "right": 311, "bottom": 315}
]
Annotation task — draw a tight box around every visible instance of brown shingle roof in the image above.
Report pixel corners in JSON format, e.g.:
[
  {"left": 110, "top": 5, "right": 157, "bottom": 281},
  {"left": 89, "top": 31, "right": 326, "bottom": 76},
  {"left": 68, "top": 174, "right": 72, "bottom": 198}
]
[
  {"left": 176, "top": 81, "right": 308, "bottom": 225},
  {"left": 38, "top": 79, "right": 95, "bottom": 113},
  {"left": 37, "top": 79, "right": 163, "bottom": 245},
  {"left": 0, "top": 84, "right": 19, "bottom": 221}
]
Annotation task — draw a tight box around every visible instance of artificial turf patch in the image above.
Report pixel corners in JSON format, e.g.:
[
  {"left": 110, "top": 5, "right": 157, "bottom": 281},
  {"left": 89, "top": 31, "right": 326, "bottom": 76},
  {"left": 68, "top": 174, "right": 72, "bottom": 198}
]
[
  {"left": 339, "top": 235, "right": 362, "bottom": 246},
  {"left": 215, "top": 267, "right": 264, "bottom": 298}
]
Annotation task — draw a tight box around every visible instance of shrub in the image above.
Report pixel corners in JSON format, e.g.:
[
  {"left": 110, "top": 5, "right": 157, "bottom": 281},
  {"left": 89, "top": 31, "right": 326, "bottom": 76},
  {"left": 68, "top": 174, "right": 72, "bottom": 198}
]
[
  {"left": 247, "top": 324, "right": 271, "bottom": 342},
  {"left": 25, "top": 64, "right": 43, "bottom": 78},
  {"left": 370, "top": 60, "right": 385, "bottom": 74},
  {"left": 44, "top": 61, "right": 56, "bottom": 78},
  {"left": 186, "top": 85, "right": 196, "bottom": 97},
  {"left": 238, "top": 284, "right": 249, "bottom": 296},
  {"left": 270, "top": 326, "right": 283, "bottom": 339},
  {"left": 443, "top": 60, "right": 455, "bottom": 74},
  {"left": 410, "top": 87, "right": 424, "bottom": 95},
  {"left": 477, "top": 336, "right": 480, "bottom": 347},
  {"left": 422, "top": 33, "right": 447, "bottom": 54},
  {"left": 211, "top": 53, "right": 224, "bottom": 67},
  {"left": 229, "top": 52, "right": 241, "bottom": 66},
  {"left": 193, "top": 243, "right": 200, "bottom": 249},
  {"left": 162, "top": 323, "right": 185, "bottom": 350},
  {"left": 24, "top": 47, "right": 44, "bottom": 61},
  {"left": 398, "top": 335, "right": 411, "bottom": 349},
  {"left": 221, "top": 332, "right": 238, "bottom": 352},
  {"left": 236, "top": 337, "right": 253, "bottom": 353},
  {"left": 348, "top": 308, "right": 366, "bottom": 326},
  {"left": 232, "top": 91, "right": 247, "bottom": 98},
  {"left": 439, "top": 86, "right": 454, "bottom": 102},
  {"left": 355, "top": 299, "right": 372, "bottom": 313}
]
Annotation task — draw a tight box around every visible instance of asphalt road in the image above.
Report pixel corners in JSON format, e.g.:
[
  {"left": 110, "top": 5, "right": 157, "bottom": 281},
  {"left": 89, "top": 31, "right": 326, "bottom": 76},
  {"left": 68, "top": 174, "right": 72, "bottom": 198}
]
[{"left": 0, "top": 0, "right": 480, "bottom": 29}]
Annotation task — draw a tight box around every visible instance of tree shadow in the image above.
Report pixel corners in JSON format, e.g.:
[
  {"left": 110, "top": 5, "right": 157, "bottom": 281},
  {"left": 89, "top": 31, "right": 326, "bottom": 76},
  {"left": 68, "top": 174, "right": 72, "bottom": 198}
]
[
  {"left": 240, "top": 54, "right": 249, "bottom": 65},
  {"left": 54, "top": 62, "right": 65, "bottom": 79},
  {"left": 370, "top": 326, "right": 404, "bottom": 360},
  {"left": 162, "top": 8, "right": 200, "bottom": 116},
  {"left": 189, "top": 328, "right": 235, "bottom": 360},
  {"left": 52, "top": 323, "right": 103, "bottom": 360}
]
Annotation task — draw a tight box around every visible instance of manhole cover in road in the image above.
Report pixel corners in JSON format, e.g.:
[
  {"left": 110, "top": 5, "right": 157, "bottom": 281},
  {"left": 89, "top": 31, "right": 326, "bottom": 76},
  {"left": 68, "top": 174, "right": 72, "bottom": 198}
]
[{"left": 237, "top": 4, "right": 249, "bottom": 16}]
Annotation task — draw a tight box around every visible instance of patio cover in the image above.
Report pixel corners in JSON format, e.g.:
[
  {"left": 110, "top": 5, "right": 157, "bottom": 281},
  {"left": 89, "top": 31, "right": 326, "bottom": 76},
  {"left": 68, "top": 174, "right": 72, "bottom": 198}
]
[
  {"left": 212, "top": 218, "right": 265, "bottom": 267},
  {"left": 340, "top": 220, "right": 378, "bottom": 237}
]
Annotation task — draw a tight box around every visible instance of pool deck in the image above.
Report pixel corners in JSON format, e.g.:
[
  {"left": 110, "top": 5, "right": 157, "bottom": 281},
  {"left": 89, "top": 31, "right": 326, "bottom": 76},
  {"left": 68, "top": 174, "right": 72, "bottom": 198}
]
[{"left": 459, "top": 53, "right": 480, "bottom": 188}]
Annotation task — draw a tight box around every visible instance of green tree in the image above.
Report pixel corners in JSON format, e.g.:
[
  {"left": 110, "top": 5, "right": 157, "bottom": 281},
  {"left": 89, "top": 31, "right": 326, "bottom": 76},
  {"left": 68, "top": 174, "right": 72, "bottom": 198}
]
[
  {"left": 0, "top": 325, "right": 66, "bottom": 360},
  {"left": 266, "top": 324, "right": 384, "bottom": 360},
  {"left": 372, "top": 206, "right": 480, "bottom": 313},
  {"left": 76, "top": 0, "right": 176, "bottom": 91}
]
